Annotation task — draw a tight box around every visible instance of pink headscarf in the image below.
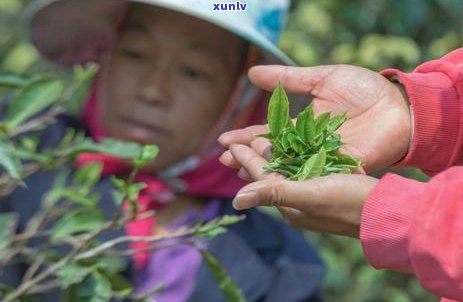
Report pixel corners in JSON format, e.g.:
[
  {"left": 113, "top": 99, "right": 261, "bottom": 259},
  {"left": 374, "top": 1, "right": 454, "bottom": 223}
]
[{"left": 76, "top": 73, "right": 266, "bottom": 268}]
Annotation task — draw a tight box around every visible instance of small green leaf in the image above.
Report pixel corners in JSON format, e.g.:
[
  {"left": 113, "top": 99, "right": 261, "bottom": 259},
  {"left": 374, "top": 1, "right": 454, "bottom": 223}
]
[
  {"left": 134, "top": 145, "right": 159, "bottom": 169},
  {"left": 71, "top": 138, "right": 144, "bottom": 159},
  {"left": 107, "top": 274, "right": 133, "bottom": 298},
  {"left": 201, "top": 250, "right": 246, "bottom": 302},
  {"left": 68, "top": 272, "right": 112, "bottom": 302},
  {"left": 328, "top": 113, "right": 347, "bottom": 131},
  {"left": 324, "top": 140, "right": 342, "bottom": 151},
  {"left": 0, "top": 72, "right": 35, "bottom": 89},
  {"left": 57, "top": 263, "right": 92, "bottom": 287},
  {"left": 334, "top": 153, "right": 362, "bottom": 167},
  {"left": 296, "top": 103, "right": 316, "bottom": 141},
  {"left": 195, "top": 215, "right": 244, "bottom": 239},
  {"left": 74, "top": 162, "right": 103, "bottom": 188},
  {"left": 6, "top": 79, "right": 64, "bottom": 128},
  {"left": 0, "top": 136, "right": 21, "bottom": 180},
  {"left": 66, "top": 64, "right": 99, "bottom": 116},
  {"left": 267, "top": 83, "right": 290, "bottom": 137},
  {"left": 127, "top": 182, "right": 147, "bottom": 202},
  {"left": 90, "top": 271, "right": 112, "bottom": 302},
  {"left": 51, "top": 208, "right": 105, "bottom": 242},
  {"left": 288, "top": 132, "right": 305, "bottom": 154},
  {"left": 111, "top": 190, "right": 125, "bottom": 207},
  {"left": 257, "top": 132, "right": 273, "bottom": 140},
  {"left": 295, "top": 148, "right": 327, "bottom": 180},
  {"left": 315, "top": 112, "right": 331, "bottom": 136},
  {"left": 44, "top": 170, "right": 71, "bottom": 206},
  {"left": 0, "top": 212, "right": 18, "bottom": 258}
]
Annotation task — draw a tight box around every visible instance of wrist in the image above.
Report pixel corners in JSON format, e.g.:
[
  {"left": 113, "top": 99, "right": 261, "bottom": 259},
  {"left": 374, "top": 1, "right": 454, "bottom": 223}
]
[{"left": 390, "top": 77, "right": 414, "bottom": 163}]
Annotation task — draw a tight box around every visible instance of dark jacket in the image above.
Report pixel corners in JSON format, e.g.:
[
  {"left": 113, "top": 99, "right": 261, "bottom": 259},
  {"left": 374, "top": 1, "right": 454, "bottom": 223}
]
[{"left": 0, "top": 116, "right": 325, "bottom": 301}]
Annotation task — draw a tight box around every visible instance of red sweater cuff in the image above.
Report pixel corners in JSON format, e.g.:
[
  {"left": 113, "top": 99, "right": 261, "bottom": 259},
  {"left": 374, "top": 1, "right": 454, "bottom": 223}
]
[
  {"left": 360, "top": 173, "right": 426, "bottom": 273},
  {"left": 381, "top": 69, "right": 461, "bottom": 174}
]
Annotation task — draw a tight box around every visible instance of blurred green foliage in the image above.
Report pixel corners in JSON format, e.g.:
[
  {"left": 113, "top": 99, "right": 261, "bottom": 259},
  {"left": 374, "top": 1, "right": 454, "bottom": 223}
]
[
  {"left": 1, "top": 0, "right": 461, "bottom": 301},
  {"left": 281, "top": 1, "right": 462, "bottom": 301},
  {"left": 283, "top": 0, "right": 463, "bottom": 70}
]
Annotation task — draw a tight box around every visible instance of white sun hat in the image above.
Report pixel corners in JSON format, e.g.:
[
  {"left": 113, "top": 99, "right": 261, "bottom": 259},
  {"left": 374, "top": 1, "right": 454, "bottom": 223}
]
[{"left": 28, "top": 0, "right": 294, "bottom": 67}]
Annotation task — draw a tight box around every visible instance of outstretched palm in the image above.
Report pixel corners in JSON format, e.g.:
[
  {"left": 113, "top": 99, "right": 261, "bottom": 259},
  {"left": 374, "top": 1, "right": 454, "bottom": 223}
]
[{"left": 246, "top": 65, "right": 411, "bottom": 172}]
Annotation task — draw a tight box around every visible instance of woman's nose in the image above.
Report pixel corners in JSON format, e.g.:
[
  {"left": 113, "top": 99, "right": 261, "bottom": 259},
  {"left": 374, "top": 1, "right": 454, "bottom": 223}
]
[{"left": 136, "top": 66, "right": 170, "bottom": 106}]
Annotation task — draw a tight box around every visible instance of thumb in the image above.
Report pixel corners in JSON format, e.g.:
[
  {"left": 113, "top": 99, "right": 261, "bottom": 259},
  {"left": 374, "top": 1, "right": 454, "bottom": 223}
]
[
  {"left": 248, "top": 65, "right": 337, "bottom": 95},
  {"left": 232, "top": 178, "right": 318, "bottom": 210}
]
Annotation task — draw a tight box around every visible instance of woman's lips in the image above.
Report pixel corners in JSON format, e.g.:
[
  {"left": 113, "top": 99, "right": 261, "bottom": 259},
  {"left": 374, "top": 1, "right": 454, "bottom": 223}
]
[{"left": 121, "top": 116, "right": 169, "bottom": 141}]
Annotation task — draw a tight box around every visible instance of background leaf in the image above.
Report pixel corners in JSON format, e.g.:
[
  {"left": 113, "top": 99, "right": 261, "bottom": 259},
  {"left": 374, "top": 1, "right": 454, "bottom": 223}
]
[
  {"left": 51, "top": 208, "right": 105, "bottom": 243},
  {"left": 6, "top": 79, "right": 63, "bottom": 128},
  {"left": 201, "top": 250, "right": 246, "bottom": 302}
]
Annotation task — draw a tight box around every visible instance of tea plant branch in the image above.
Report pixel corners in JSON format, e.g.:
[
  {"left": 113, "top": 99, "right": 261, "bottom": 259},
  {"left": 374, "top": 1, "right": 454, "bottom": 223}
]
[
  {"left": 109, "top": 238, "right": 201, "bottom": 258},
  {"left": 1, "top": 213, "right": 244, "bottom": 301},
  {"left": 75, "top": 228, "right": 201, "bottom": 261},
  {"left": 27, "top": 280, "right": 61, "bottom": 295},
  {"left": 0, "top": 162, "right": 40, "bottom": 197},
  {"left": 75, "top": 214, "right": 245, "bottom": 261},
  {"left": 1, "top": 173, "right": 131, "bottom": 302},
  {"left": 1, "top": 205, "right": 126, "bottom": 302},
  {"left": 8, "top": 105, "right": 65, "bottom": 138}
]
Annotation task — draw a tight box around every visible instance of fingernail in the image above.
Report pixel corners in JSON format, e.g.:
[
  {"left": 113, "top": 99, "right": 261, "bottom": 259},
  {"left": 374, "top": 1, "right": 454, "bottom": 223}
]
[
  {"left": 233, "top": 191, "right": 259, "bottom": 210},
  {"left": 217, "top": 134, "right": 226, "bottom": 144}
]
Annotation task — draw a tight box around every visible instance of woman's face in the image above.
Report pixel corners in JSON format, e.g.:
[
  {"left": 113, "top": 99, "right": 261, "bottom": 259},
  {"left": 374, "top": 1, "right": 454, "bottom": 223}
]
[{"left": 100, "top": 5, "right": 244, "bottom": 170}]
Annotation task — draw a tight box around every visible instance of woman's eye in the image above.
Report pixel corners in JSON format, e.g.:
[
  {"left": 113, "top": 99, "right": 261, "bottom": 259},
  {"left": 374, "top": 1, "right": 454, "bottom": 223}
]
[
  {"left": 121, "top": 49, "right": 145, "bottom": 61},
  {"left": 181, "top": 66, "right": 211, "bottom": 80}
]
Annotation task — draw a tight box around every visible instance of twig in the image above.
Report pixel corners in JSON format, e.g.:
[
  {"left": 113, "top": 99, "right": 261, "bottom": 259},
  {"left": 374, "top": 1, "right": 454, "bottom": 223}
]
[
  {"left": 0, "top": 162, "right": 41, "bottom": 197},
  {"left": 9, "top": 106, "right": 64, "bottom": 138},
  {"left": 27, "top": 279, "right": 61, "bottom": 295},
  {"left": 75, "top": 227, "right": 198, "bottom": 261}
]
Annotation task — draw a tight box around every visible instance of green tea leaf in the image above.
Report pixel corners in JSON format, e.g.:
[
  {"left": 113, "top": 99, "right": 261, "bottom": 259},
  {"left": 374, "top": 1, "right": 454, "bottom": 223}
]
[
  {"left": 315, "top": 112, "right": 331, "bottom": 136},
  {"left": 57, "top": 263, "right": 92, "bottom": 287},
  {"left": 70, "top": 138, "right": 144, "bottom": 159},
  {"left": 296, "top": 103, "right": 316, "bottom": 141},
  {"left": 6, "top": 79, "right": 63, "bottom": 128},
  {"left": 334, "top": 153, "right": 362, "bottom": 167},
  {"left": 324, "top": 139, "right": 342, "bottom": 151},
  {"left": 51, "top": 208, "right": 105, "bottom": 242},
  {"left": 267, "top": 83, "right": 290, "bottom": 137},
  {"left": 134, "top": 145, "right": 159, "bottom": 169},
  {"left": 328, "top": 113, "right": 347, "bottom": 131},
  {"left": 0, "top": 72, "right": 35, "bottom": 89},
  {"left": 0, "top": 212, "right": 18, "bottom": 258},
  {"left": 107, "top": 274, "right": 133, "bottom": 298},
  {"left": 257, "top": 132, "right": 273, "bottom": 140},
  {"left": 74, "top": 162, "right": 103, "bottom": 189},
  {"left": 69, "top": 272, "right": 112, "bottom": 302},
  {"left": 0, "top": 136, "right": 21, "bottom": 180},
  {"left": 201, "top": 250, "right": 246, "bottom": 302},
  {"left": 288, "top": 132, "right": 305, "bottom": 154},
  {"left": 295, "top": 147, "right": 326, "bottom": 180}
]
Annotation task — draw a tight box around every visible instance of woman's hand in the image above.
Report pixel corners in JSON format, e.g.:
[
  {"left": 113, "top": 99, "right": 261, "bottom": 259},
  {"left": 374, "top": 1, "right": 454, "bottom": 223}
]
[
  {"left": 226, "top": 144, "right": 377, "bottom": 238},
  {"left": 219, "top": 64, "right": 412, "bottom": 172}
]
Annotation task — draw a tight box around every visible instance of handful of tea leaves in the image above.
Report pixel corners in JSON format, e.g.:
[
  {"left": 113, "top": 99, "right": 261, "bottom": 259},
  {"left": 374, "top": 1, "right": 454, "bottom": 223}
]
[{"left": 260, "top": 84, "right": 362, "bottom": 180}]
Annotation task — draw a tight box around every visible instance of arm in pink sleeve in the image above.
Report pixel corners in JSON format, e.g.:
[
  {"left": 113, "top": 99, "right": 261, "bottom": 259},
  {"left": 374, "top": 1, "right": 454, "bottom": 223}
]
[
  {"left": 381, "top": 48, "right": 463, "bottom": 174},
  {"left": 360, "top": 167, "right": 463, "bottom": 300},
  {"left": 360, "top": 49, "right": 463, "bottom": 300}
]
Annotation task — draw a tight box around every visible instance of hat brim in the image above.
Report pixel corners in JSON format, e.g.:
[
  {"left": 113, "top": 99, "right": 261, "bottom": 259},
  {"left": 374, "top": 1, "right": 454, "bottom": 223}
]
[{"left": 29, "top": 0, "right": 295, "bottom": 66}]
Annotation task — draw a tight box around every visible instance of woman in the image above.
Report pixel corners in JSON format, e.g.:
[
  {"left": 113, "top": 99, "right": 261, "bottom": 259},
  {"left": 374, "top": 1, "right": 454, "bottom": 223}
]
[{"left": 0, "top": 0, "right": 325, "bottom": 301}]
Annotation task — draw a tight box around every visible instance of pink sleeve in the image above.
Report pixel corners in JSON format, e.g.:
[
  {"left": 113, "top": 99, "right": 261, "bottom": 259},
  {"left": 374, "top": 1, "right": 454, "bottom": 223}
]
[
  {"left": 381, "top": 48, "right": 463, "bottom": 174},
  {"left": 360, "top": 50, "right": 463, "bottom": 300},
  {"left": 360, "top": 168, "right": 463, "bottom": 300}
]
